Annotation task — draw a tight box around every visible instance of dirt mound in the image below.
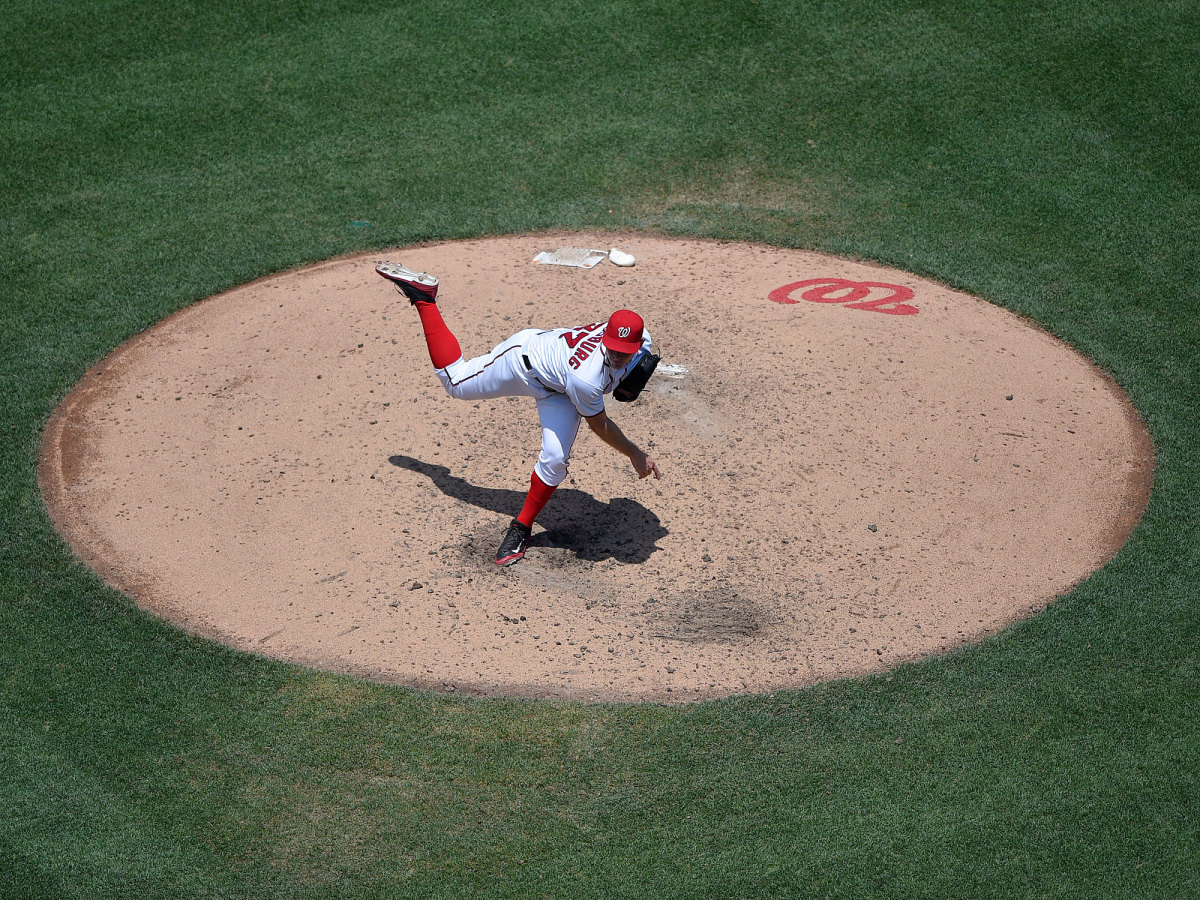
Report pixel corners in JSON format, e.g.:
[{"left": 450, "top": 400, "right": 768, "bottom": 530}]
[{"left": 40, "top": 234, "right": 1153, "bottom": 702}]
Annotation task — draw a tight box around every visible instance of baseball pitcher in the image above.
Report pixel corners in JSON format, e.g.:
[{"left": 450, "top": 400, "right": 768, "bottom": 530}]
[{"left": 377, "top": 262, "right": 661, "bottom": 566}]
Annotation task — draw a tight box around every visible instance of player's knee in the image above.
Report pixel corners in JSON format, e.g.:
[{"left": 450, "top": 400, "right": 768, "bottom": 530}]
[
  {"left": 436, "top": 367, "right": 469, "bottom": 400},
  {"left": 535, "top": 454, "right": 569, "bottom": 487}
]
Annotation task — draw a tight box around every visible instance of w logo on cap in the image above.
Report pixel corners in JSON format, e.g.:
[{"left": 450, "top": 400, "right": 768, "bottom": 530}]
[{"left": 602, "top": 309, "right": 645, "bottom": 353}]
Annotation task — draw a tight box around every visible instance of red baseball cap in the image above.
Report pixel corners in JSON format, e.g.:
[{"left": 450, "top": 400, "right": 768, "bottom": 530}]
[{"left": 602, "top": 309, "right": 644, "bottom": 354}]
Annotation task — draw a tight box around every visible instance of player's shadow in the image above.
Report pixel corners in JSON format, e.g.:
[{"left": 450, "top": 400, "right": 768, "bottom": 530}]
[{"left": 388, "top": 454, "right": 667, "bottom": 564}]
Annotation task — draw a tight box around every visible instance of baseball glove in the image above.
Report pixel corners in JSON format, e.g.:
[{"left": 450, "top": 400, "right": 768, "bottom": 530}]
[{"left": 613, "top": 351, "right": 661, "bottom": 402}]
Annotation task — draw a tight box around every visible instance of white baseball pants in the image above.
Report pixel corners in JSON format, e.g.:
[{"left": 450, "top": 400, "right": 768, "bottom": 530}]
[{"left": 435, "top": 329, "right": 582, "bottom": 487}]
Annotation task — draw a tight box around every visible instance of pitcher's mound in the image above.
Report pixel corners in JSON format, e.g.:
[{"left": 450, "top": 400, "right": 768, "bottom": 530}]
[{"left": 40, "top": 234, "right": 1152, "bottom": 702}]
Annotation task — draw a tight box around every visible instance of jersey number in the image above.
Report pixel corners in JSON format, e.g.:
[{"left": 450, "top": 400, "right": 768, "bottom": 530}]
[{"left": 561, "top": 323, "right": 603, "bottom": 349}]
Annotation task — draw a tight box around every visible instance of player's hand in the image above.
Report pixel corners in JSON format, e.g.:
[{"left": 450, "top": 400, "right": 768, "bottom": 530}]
[{"left": 634, "top": 453, "right": 661, "bottom": 480}]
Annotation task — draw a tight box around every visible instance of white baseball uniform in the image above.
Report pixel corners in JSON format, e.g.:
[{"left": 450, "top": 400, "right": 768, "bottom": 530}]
[{"left": 434, "top": 320, "right": 653, "bottom": 486}]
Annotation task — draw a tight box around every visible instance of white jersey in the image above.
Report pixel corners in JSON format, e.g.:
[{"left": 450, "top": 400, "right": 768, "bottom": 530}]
[
  {"left": 522, "top": 321, "right": 653, "bottom": 417},
  {"left": 432, "top": 317, "right": 654, "bottom": 487}
]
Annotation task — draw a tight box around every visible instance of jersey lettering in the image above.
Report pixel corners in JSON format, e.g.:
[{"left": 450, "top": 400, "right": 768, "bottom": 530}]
[
  {"left": 563, "top": 323, "right": 606, "bottom": 369},
  {"left": 567, "top": 335, "right": 605, "bottom": 369}
]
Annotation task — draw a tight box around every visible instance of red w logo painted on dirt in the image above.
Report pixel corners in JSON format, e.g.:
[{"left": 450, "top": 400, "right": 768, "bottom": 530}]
[{"left": 769, "top": 278, "right": 919, "bottom": 315}]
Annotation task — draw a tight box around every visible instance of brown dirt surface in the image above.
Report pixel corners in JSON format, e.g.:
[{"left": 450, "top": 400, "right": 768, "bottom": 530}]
[{"left": 39, "top": 233, "right": 1153, "bottom": 702}]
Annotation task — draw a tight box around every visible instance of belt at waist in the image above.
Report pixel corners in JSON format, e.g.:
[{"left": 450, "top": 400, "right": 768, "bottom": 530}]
[{"left": 521, "top": 355, "right": 563, "bottom": 395}]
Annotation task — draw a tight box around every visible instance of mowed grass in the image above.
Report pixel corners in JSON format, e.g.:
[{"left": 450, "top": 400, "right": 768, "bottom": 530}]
[{"left": 2, "top": 0, "right": 1198, "bottom": 897}]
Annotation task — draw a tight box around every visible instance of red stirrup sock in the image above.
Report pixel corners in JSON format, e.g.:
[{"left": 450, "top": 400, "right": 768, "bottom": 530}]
[
  {"left": 515, "top": 471, "right": 557, "bottom": 528},
  {"left": 414, "top": 300, "right": 462, "bottom": 369}
]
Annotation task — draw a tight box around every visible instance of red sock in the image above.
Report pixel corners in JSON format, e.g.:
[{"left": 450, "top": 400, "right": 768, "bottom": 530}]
[
  {"left": 515, "top": 471, "right": 557, "bottom": 528},
  {"left": 414, "top": 300, "right": 462, "bottom": 369}
]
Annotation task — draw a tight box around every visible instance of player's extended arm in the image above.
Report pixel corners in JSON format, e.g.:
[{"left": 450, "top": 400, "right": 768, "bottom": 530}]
[{"left": 585, "top": 410, "right": 661, "bottom": 480}]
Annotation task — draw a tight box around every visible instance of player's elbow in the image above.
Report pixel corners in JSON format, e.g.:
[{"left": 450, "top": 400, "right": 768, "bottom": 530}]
[{"left": 585, "top": 412, "right": 609, "bottom": 436}]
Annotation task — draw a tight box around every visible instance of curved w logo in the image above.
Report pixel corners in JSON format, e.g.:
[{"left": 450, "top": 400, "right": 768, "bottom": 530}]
[{"left": 769, "top": 278, "right": 919, "bottom": 315}]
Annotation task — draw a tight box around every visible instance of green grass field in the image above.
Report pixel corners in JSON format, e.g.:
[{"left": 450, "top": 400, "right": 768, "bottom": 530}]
[{"left": 3, "top": 0, "right": 1198, "bottom": 897}]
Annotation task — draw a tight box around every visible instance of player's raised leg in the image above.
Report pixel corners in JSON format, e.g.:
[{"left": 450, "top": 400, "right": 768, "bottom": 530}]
[
  {"left": 376, "top": 262, "right": 461, "bottom": 368},
  {"left": 376, "top": 262, "right": 438, "bottom": 303}
]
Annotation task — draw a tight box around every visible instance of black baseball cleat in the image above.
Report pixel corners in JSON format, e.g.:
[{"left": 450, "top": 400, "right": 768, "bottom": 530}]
[
  {"left": 375, "top": 262, "right": 439, "bottom": 304},
  {"left": 494, "top": 520, "right": 532, "bottom": 566}
]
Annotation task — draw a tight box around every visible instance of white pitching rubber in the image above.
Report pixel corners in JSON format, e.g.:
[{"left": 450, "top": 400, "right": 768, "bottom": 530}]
[{"left": 656, "top": 363, "right": 689, "bottom": 378}]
